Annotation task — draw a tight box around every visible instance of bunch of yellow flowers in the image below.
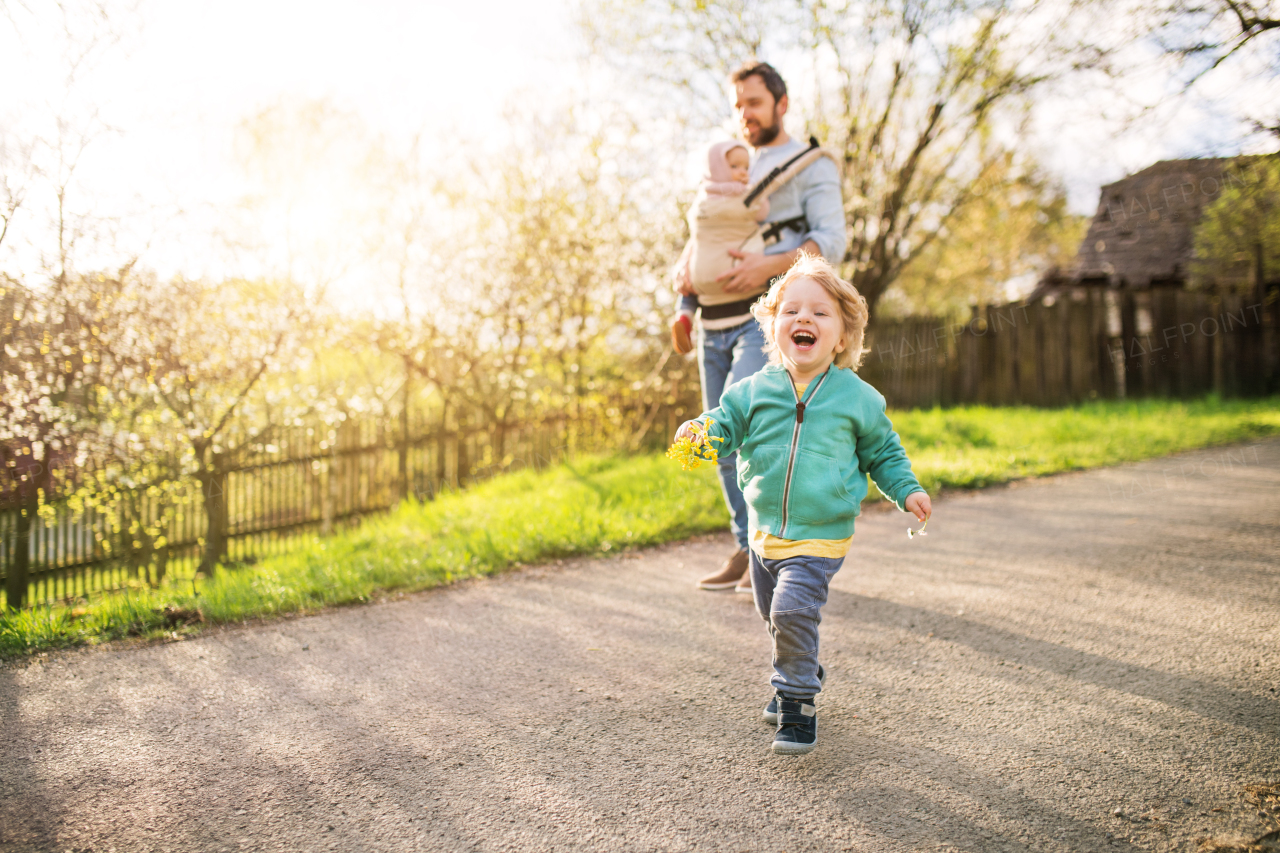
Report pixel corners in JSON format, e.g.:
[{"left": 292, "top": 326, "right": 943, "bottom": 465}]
[{"left": 667, "top": 417, "right": 725, "bottom": 471}]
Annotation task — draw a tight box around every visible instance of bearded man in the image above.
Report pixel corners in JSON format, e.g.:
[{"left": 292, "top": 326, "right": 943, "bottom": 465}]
[{"left": 681, "top": 60, "right": 848, "bottom": 593}]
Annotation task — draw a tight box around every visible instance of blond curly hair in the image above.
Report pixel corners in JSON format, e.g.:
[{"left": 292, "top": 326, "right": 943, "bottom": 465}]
[{"left": 751, "top": 253, "right": 869, "bottom": 370}]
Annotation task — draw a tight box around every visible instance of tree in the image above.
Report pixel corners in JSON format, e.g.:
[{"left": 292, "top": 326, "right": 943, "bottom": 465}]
[
  {"left": 580, "top": 0, "right": 1110, "bottom": 316},
  {"left": 98, "top": 275, "right": 315, "bottom": 576},
  {"left": 0, "top": 136, "right": 33, "bottom": 254},
  {"left": 0, "top": 270, "right": 120, "bottom": 608},
  {"left": 1191, "top": 155, "right": 1280, "bottom": 294},
  {"left": 361, "top": 133, "right": 469, "bottom": 496},
  {"left": 1151, "top": 0, "right": 1279, "bottom": 80},
  {"left": 441, "top": 106, "right": 684, "bottom": 459},
  {"left": 0, "top": 39, "right": 126, "bottom": 606},
  {"left": 1142, "top": 0, "right": 1280, "bottom": 134},
  {"left": 884, "top": 155, "right": 1089, "bottom": 317}
]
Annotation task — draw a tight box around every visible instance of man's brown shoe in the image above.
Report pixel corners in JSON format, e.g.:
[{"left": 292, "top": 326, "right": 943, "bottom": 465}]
[
  {"left": 698, "top": 548, "right": 748, "bottom": 590},
  {"left": 735, "top": 567, "right": 753, "bottom": 593}
]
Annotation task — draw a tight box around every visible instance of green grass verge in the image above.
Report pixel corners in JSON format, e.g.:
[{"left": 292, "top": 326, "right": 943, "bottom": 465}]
[
  {"left": 0, "top": 454, "right": 728, "bottom": 657},
  {"left": 3, "top": 395, "right": 1277, "bottom": 657},
  {"left": 889, "top": 396, "right": 1280, "bottom": 493}
]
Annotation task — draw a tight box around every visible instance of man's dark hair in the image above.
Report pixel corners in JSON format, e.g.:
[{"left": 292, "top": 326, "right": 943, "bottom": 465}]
[{"left": 730, "top": 61, "right": 787, "bottom": 104}]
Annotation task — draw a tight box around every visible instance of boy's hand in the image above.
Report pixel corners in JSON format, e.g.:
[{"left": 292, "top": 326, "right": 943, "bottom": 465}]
[
  {"left": 674, "top": 420, "right": 699, "bottom": 442},
  {"left": 905, "top": 492, "right": 931, "bottom": 523}
]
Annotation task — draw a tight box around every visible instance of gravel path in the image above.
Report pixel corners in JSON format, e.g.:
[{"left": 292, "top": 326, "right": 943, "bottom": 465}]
[{"left": 3, "top": 440, "right": 1279, "bottom": 853}]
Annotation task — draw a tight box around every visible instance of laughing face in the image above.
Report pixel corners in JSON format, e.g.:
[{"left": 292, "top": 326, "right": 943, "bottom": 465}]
[{"left": 771, "top": 277, "right": 847, "bottom": 382}]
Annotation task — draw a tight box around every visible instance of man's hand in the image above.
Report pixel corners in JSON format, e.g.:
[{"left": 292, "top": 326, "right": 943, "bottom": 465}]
[
  {"left": 716, "top": 250, "right": 786, "bottom": 293},
  {"left": 905, "top": 492, "right": 932, "bottom": 523},
  {"left": 717, "top": 240, "right": 822, "bottom": 294}
]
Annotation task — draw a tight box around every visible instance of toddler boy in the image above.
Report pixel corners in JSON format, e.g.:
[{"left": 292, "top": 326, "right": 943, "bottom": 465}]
[{"left": 675, "top": 254, "right": 931, "bottom": 754}]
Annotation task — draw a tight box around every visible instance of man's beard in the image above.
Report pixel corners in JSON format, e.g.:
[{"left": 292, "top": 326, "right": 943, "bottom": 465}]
[{"left": 748, "top": 106, "right": 782, "bottom": 147}]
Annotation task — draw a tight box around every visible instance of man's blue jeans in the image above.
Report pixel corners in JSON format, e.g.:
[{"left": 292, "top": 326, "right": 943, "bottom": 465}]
[
  {"left": 697, "top": 319, "right": 769, "bottom": 550},
  {"left": 749, "top": 550, "right": 844, "bottom": 699}
]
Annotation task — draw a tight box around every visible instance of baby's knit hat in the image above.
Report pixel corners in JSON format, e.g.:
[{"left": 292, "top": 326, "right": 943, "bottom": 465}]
[{"left": 703, "top": 140, "right": 750, "bottom": 196}]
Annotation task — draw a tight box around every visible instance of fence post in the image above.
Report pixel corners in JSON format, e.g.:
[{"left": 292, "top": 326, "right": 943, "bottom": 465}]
[
  {"left": 1221, "top": 293, "right": 1246, "bottom": 396},
  {"left": 994, "top": 305, "right": 1019, "bottom": 404},
  {"left": 972, "top": 305, "right": 989, "bottom": 404},
  {"left": 398, "top": 361, "right": 411, "bottom": 504},
  {"left": 1186, "top": 291, "right": 1208, "bottom": 395},
  {"left": 434, "top": 426, "right": 447, "bottom": 497},
  {"left": 1211, "top": 293, "right": 1226, "bottom": 397},
  {"left": 1117, "top": 291, "right": 1135, "bottom": 399},
  {"left": 1065, "top": 295, "right": 1089, "bottom": 402},
  {"left": 321, "top": 452, "right": 334, "bottom": 537},
  {"left": 6, "top": 450, "right": 51, "bottom": 609},
  {"left": 1267, "top": 281, "right": 1280, "bottom": 394}
]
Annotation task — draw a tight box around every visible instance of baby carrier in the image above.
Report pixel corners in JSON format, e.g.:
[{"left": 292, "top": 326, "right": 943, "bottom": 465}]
[{"left": 687, "top": 136, "right": 839, "bottom": 310}]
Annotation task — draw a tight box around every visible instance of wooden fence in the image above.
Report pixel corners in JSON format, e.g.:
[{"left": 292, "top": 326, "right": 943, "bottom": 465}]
[
  {"left": 1, "top": 398, "right": 698, "bottom": 609},
  {"left": 4, "top": 286, "right": 1275, "bottom": 609},
  {"left": 860, "top": 288, "right": 1278, "bottom": 409}
]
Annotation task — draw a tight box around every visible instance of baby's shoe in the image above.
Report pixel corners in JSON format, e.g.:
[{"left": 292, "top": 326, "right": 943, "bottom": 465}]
[
  {"left": 771, "top": 694, "right": 818, "bottom": 755},
  {"left": 670, "top": 314, "right": 693, "bottom": 355},
  {"left": 762, "top": 664, "right": 824, "bottom": 725}
]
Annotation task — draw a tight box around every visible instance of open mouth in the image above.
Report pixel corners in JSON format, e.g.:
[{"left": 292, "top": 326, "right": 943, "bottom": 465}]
[{"left": 791, "top": 330, "right": 816, "bottom": 349}]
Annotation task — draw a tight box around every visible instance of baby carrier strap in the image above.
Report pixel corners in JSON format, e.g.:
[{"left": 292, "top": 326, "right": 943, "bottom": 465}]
[
  {"left": 742, "top": 136, "right": 838, "bottom": 208},
  {"left": 760, "top": 214, "right": 809, "bottom": 245}
]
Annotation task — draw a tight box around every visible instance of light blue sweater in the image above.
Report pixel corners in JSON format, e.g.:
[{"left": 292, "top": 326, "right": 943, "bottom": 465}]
[{"left": 751, "top": 137, "right": 847, "bottom": 264}]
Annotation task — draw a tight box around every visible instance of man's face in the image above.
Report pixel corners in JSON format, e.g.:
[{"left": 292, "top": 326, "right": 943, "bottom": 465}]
[{"left": 734, "top": 74, "right": 787, "bottom": 147}]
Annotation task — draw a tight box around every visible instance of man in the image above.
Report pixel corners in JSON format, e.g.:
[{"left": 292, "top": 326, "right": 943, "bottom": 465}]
[{"left": 682, "top": 60, "right": 848, "bottom": 593}]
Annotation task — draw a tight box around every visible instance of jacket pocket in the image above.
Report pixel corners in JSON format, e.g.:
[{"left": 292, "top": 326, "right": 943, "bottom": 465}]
[
  {"left": 739, "top": 445, "right": 786, "bottom": 522},
  {"left": 789, "top": 449, "right": 857, "bottom": 524}
]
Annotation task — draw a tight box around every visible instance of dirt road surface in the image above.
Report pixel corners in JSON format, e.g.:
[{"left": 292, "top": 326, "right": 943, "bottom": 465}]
[{"left": 2, "top": 441, "right": 1279, "bottom": 853}]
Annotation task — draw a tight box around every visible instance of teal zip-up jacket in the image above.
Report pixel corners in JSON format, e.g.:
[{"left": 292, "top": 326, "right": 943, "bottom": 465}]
[{"left": 700, "top": 363, "right": 924, "bottom": 540}]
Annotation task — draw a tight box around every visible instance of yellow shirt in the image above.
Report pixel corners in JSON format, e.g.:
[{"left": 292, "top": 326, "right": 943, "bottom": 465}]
[
  {"left": 751, "top": 529, "right": 854, "bottom": 559},
  {"left": 746, "top": 381, "right": 854, "bottom": 560}
]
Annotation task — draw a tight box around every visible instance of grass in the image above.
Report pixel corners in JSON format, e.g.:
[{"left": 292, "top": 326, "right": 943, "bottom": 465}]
[
  {"left": 3, "top": 395, "right": 1277, "bottom": 657},
  {"left": 0, "top": 454, "right": 728, "bottom": 657},
  {"left": 890, "top": 396, "right": 1280, "bottom": 493}
]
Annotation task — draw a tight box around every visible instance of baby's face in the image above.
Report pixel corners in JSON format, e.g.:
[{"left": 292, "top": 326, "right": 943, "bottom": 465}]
[{"left": 725, "top": 147, "right": 750, "bottom": 183}]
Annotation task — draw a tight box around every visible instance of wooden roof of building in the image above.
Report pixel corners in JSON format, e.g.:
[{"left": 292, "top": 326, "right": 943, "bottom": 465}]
[{"left": 1060, "top": 157, "right": 1255, "bottom": 289}]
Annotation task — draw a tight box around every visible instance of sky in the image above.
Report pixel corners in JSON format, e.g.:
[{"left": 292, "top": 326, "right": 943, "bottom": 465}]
[
  {"left": 0, "top": 0, "right": 578, "bottom": 286},
  {"left": 0, "top": 0, "right": 1274, "bottom": 298}
]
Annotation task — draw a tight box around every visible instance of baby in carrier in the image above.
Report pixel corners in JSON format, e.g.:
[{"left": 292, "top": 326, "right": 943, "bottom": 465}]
[{"left": 670, "top": 140, "right": 771, "bottom": 354}]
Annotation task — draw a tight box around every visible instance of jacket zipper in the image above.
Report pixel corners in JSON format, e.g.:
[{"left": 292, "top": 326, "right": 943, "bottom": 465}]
[{"left": 779, "top": 366, "right": 830, "bottom": 538}]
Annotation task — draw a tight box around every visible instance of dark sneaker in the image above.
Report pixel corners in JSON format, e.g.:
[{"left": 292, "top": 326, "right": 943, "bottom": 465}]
[
  {"left": 762, "top": 664, "right": 824, "bottom": 724},
  {"left": 771, "top": 695, "right": 818, "bottom": 755},
  {"left": 698, "top": 548, "right": 748, "bottom": 590}
]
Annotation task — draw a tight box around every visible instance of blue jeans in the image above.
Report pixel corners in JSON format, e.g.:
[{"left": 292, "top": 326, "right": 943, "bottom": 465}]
[
  {"left": 697, "top": 319, "right": 769, "bottom": 550},
  {"left": 750, "top": 550, "right": 844, "bottom": 699}
]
